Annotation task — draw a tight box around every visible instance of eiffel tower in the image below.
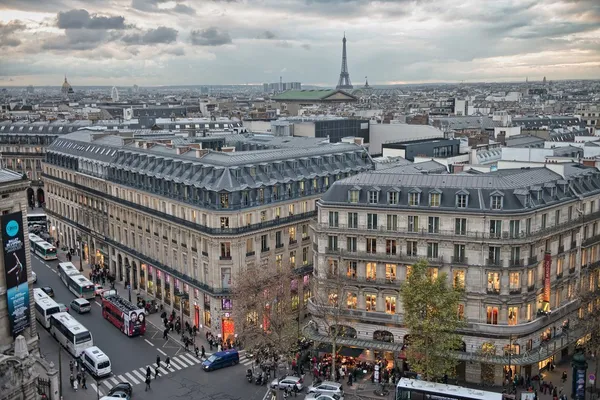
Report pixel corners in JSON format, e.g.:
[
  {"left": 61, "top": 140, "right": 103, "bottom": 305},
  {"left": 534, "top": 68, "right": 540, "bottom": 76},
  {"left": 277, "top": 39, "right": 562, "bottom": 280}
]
[{"left": 336, "top": 33, "right": 353, "bottom": 90}]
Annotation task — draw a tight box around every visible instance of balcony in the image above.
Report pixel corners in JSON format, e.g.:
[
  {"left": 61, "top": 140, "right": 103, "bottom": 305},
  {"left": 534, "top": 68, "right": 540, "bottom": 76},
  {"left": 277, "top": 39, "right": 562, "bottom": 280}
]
[
  {"left": 558, "top": 245, "right": 565, "bottom": 254},
  {"left": 486, "top": 287, "right": 500, "bottom": 295},
  {"left": 556, "top": 272, "right": 563, "bottom": 279},
  {"left": 451, "top": 256, "right": 468, "bottom": 265},
  {"left": 201, "top": 251, "right": 208, "bottom": 257},
  {"left": 571, "top": 241, "right": 577, "bottom": 250},
  {"left": 307, "top": 298, "right": 403, "bottom": 325},
  {"left": 486, "top": 258, "right": 503, "bottom": 267},
  {"left": 219, "top": 255, "right": 232, "bottom": 261},
  {"left": 323, "top": 247, "right": 444, "bottom": 265},
  {"left": 289, "top": 239, "right": 298, "bottom": 246},
  {"left": 328, "top": 272, "right": 400, "bottom": 288},
  {"left": 246, "top": 251, "right": 255, "bottom": 257},
  {"left": 276, "top": 243, "right": 285, "bottom": 249},
  {"left": 569, "top": 267, "right": 576, "bottom": 274},
  {"left": 509, "top": 258, "right": 524, "bottom": 267},
  {"left": 527, "top": 256, "right": 538, "bottom": 266},
  {"left": 509, "top": 288, "right": 522, "bottom": 294},
  {"left": 527, "top": 284, "right": 536, "bottom": 292}
]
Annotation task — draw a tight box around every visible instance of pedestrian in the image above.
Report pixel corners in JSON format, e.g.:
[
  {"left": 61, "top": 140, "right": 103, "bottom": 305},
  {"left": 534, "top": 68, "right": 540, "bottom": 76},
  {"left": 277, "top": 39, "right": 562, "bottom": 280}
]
[
  {"left": 195, "top": 346, "right": 199, "bottom": 358},
  {"left": 146, "top": 366, "right": 151, "bottom": 379},
  {"left": 209, "top": 340, "right": 213, "bottom": 351},
  {"left": 76, "top": 372, "right": 81, "bottom": 386},
  {"left": 201, "top": 345, "right": 206, "bottom": 359},
  {"left": 81, "top": 375, "right": 87, "bottom": 390},
  {"left": 69, "top": 374, "right": 75, "bottom": 389},
  {"left": 145, "top": 375, "right": 151, "bottom": 391},
  {"left": 69, "top": 361, "right": 74, "bottom": 373},
  {"left": 155, "top": 365, "right": 160, "bottom": 379},
  {"left": 156, "top": 355, "right": 161, "bottom": 369},
  {"left": 73, "top": 378, "right": 78, "bottom": 391},
  {"left": 166, "top": 356, "right": 171, "bottom": 369}
]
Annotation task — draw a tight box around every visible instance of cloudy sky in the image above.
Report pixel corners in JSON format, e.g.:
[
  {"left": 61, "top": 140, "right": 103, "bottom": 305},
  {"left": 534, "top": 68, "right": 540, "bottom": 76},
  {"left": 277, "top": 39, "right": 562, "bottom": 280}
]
[{"left": 0, "top": 0, "right": 599, "bottom": 86}]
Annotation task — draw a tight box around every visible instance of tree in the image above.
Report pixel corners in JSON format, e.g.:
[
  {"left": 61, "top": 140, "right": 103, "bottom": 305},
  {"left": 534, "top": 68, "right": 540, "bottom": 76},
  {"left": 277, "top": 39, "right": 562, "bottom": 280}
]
[
  {"left": 577, "top": 280, "right": 600, "bottom": 391},
  {"left": 231, "top": 261, "right": 299, "bottom": 359},
  {"left": 400, "top": 259, "right": 464, "bottom": 381},
  {"left": 309, "top": 262, "right": 349, "bottom": 381}
]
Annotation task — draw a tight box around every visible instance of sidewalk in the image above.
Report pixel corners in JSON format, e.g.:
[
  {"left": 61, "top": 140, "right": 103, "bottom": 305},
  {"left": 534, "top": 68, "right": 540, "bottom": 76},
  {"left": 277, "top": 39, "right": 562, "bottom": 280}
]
[{"left": 56, "top": 248, "right": 94, "bottom": 279}]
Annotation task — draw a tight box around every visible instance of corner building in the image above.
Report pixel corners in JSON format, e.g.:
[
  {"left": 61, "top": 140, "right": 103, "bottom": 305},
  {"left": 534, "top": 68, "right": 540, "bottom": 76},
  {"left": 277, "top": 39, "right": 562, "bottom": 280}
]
[
  {"left": 310, "top": 164, "right": 600, "bottom": 385},
  {"left": 42, "top": 131, "right": 373, "bottom": 339}
]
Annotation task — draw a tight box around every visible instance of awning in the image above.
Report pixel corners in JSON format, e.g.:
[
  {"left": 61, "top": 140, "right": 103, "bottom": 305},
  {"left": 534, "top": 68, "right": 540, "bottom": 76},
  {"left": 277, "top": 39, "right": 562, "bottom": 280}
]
[{"left": 339, "top": 347, "right": 363, "bottom": 358}]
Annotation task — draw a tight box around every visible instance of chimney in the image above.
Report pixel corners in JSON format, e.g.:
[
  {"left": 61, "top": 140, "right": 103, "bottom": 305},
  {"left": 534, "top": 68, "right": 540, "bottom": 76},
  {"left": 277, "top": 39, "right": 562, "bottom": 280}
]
[
  {"left": 221, "top": 146, "right": 235, "bottom": 153},
  {"left": 176, "top": 146, "right": 191, "bottom": 155},
  {"left": 196, "top": 149, "right": 208, "bottom": 158}
]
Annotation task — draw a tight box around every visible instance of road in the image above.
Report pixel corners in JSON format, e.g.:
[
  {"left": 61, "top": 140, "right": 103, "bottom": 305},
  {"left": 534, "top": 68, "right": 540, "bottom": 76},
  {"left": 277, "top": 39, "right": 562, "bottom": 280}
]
[{"left": 32, "top": 253, "right": 271, "bottom": 400}]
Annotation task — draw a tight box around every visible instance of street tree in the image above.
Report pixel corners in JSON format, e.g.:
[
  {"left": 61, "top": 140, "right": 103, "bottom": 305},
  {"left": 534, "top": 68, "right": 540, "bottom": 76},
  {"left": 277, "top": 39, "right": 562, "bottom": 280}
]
[
  {"left": 400, "top": 259, "right": 464, "bottom": 381},
  {"left": 309, "top": 261, "right": 349, "bottom": 381},
  {"left": 577, "top": 280, "right": 600, "bottom": 391},
  {"left": 231, "top": 261, "right": 299, "bottom": 359}
]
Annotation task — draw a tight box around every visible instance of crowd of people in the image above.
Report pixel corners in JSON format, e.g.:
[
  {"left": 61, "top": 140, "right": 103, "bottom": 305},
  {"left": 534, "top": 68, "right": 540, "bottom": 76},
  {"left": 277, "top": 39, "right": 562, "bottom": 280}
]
[{"left": 68, "top": 359, "right": 87, "bottom": 391}]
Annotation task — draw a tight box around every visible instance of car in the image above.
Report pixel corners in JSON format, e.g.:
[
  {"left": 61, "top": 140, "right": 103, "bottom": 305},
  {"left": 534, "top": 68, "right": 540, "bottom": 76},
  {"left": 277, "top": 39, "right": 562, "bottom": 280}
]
[
  {"left": 270, "top": 376, "right": 303, "bottom": 391},
  {"left": 100, "top": 393, "right": 129, "bottom": 400},
  {"left": 70, "top": 298, "right": 91, "bottom": 314},
  {"left": 41, "top": 286, "right": 54, "bottom": 297},
  {"left": 305, "top": 393, "right": 344, "bottom": 400},
  {"left": 94, "top": 284, "right": 105, "bottom": 296},
  {"left": 31, "top": 271, "right": 37, "bottom": 283},
  {"left": 107, "top": 382, "right": 132, "bottom": 398},
  {"left": 57, "top": 303, "right": 69, "bottom": 313},
  {"left": 307, "top": 381, "right": 344, "bottom": 396}
]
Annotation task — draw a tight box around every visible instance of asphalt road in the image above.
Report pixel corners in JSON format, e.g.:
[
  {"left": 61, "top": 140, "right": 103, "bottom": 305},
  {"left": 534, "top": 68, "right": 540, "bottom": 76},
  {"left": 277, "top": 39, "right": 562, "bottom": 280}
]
[{"left": 32, "top": 254, "right": 271, "bottom": 400}]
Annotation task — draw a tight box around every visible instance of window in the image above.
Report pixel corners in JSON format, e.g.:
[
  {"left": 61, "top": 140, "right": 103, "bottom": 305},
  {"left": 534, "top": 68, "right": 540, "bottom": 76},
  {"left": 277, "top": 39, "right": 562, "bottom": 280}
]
[
  {"left": 302, "top": 247, "right": 308, "bottom": 265},
  {"left": 220, "top": 242, "right": 231, "bottom": 259},
  {"left": 346, "top": 261, "right": 357, "bottom": 278},
  {"left": 385, "top": 264, "right": 396, "bottom": 281},
  {"left": 455, "top": 218, "right": 467, "bottom": 235},
  {"left": 511, "top": 247, "right": 521, "bottom": 264},
  {"left": 541, "top": 213, "right": 547, "bottom": 229},
  {"left": 489, "top": 219, "right": 502, "bottom": 238},
  {"left": 386, "top": 215, "right": 398, "bottom": 231},
  {"left": 289, "top": 226, "right": 296, "bottom": 242},
  {"left": 508, "top": 306, "right": 518, "bottom": 325},
  {"left": 509, "top": 220, "right": 520, "bottom": 238},
  {"left": 289, "top": 251, "right": 296, "bottom": 268},
  {"left": 348, "top": 212, "right": 358, "bottom": 229},
  {"left": 348, "top": 190, "right": 359, "bottom": 203},
  {"left": 527, "top": 269, "right": 535, "bottom": 287},
  {"left": 488, "top": 246, "right": 501, "bottom": 264},
  {"left": 367, "top": 213, "right": 378, "bottom": 230},
  {"left": 429, "top": 193, "right": 441, "bottom": 207},
  {"left": 407, "top": 241, "right": 417, "bottom": 256},
  {"left": 386, "top": 240, "right": 397, "bottom": 255},
  {"left": 427, "top": 242, "right": 438, "bottom": 258},
  {"left": 275, "top": 207, "right": 281, "bottom": 218},
  {"left": 458, "top": 304, "right": 465, "bottom": 320},
  {"left": 366, "top": 238, "right": 377, "bottom": 254},
  {"left": 456, "top": 194, "right": 468, "bottom": 208},
  {"left": 385, "top": 296, "right": 396, "bottom": 314},
  {"left": 555, "top": 209, "right": 561, "bottom": 225},
  {"left": 491, "top": 195, "right": 502, "bottom": 210},
  {"left": 220, "top": 193, "right": 229, "bottom": 208},
  {"left": 328, "top": 259, "right": 338, "bottom": 275},
  {"left": 509, "top": 272, "right": 520, "bottom": 291},
  {"left": 302, "top": 224, "right": 309, "bottom": 239},
  {"left": 486, "top": 306, "right": 499, "bottom": 324},
  {"left": 453, "top": 244, "right": 465, "bottom": 262},
  {"left": 261, "top": 235, "right": 269, "bottom": 252},
  {"left": 260, "top": 210, "right": 267, "bottom": 222},
  {"left": 220, "top": 217, "right": 229, "bottom": 228},
  {"left": 328, "top": 211, "right": 339, "bottom": 227},
  {"left": 347, "top": 237, "right": 357, "bottom": 252},
  {"left": 366, "top": 263, "right": 376, "bottom": 280},
  {"left": 327, "top": 235, "right": 338, "bottom": 251},
  {"left": 407, "top": 215, "right": 419, "bottom": 233},
  {"left": 428, "top": 216, "right": 440, "bottom": 233},
  {"left": 388, "top": 191, "right": 398, "bottom": 205},
  {"left": 246, "top": 238, "right": 254, "bottom": 254},
  {"left": 346, "top": 292, "right": 357, "bottom": 309},
  {"left": 288, "top": 204, "right": 295, "bottom": 215},
  {"left": 408, "top": 192, "right": 420, "bottom": 206},
  {"left": 428, "top": 267, "right": 439, "bottom": 280},
  {"left": 487, "top": 272, "right": 500, "bottom": 293},
  {"left": 453, "top": 270, "right": 465, "bottom": 288},
  {"left": 275, "top": 231, "right": 283, "bottom": 247},
  {"left": 365, "top": 294, "right": 376, "bottom": 311},
  {"left": 368, "top": 191, "right": 379, "bottom": 204}
]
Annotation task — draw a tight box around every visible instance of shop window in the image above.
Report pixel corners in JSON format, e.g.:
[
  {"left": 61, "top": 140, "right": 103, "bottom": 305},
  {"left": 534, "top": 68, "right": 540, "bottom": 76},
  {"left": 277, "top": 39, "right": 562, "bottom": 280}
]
[
  {"left": 508, "top": 306, "right": 518, "bottom": 325},
  {"left": 385, "top": 296, "right": 396, "bottom": 314},
  {"left": 346, "top": 292, "right": 357, "bottom": 309},
  {"left": 486, "top": 306, "right": 499, "bottom": 325},
  {"left": 365, "top": 294, "right": 376, "bottom": 312}
]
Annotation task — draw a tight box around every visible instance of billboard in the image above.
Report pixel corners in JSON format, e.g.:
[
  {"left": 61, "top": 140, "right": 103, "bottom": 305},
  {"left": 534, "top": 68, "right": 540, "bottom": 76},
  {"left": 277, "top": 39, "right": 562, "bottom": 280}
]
[
  {"left": 543, "top": 252, "right": 552, "bottom": 303},
  {"left": 2, "top": 211, "right": 31, "bottom": 336}
]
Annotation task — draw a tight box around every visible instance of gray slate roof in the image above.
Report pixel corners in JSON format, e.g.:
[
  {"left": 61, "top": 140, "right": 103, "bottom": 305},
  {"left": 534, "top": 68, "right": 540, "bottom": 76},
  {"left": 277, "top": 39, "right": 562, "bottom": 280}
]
[{"left": 0, "top": 168, "right": 24, "bottom": 184}]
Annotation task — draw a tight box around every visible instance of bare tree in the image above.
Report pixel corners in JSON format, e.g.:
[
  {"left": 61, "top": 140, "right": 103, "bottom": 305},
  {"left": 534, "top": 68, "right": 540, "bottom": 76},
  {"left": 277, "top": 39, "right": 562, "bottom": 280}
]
[
  {"left": 309, "top": 263, "right": 350, "bottom": 381},
  {"left": 577, "top": 282, "right": 600, "bottom": 391},
  {"left": 231, "top": 261, "right": 299, "bottom": 359}
]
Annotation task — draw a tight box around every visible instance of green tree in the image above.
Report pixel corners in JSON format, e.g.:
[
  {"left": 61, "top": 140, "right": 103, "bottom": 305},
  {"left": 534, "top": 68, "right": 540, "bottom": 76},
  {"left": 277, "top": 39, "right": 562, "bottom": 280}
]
[{"left": 400, "top": 259, "right": 464, "bottom": 381}]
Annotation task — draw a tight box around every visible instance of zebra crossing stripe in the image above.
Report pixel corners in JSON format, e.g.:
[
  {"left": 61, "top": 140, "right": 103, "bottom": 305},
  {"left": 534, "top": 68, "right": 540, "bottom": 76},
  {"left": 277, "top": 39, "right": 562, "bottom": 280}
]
[
  {"left": 179, "top": 353, "right": 201, "bottom": 364},
  {"left": 166, "top": 359, "right": 183, "bottom": 370},
  {"left": 153, "top": 363, "right": 169, "bottom": 375},
  {"left": 103, "top": 381, "right": 113, "bottom": 389},
  {"left": 132, "top": 370, "right": 146, "bottom": 381},
  {"left": 174, "top": 355, "right": 194, "bottom": 367},
  {"left": 124, "top": 372, "right": 140, "bottom": 385}
]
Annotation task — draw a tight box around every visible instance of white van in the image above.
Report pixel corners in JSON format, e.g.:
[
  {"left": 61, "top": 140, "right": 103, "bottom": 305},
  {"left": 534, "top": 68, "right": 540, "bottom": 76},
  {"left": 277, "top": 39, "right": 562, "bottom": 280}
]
[{"left": 82, "top": 346, "right": 111, "bottom": 377}]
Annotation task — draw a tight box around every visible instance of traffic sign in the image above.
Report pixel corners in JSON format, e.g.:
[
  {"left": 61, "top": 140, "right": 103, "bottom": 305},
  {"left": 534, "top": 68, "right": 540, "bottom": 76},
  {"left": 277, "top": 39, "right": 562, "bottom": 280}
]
[{"left": 589, "top": 373, "right": 595, "bottom": 383}]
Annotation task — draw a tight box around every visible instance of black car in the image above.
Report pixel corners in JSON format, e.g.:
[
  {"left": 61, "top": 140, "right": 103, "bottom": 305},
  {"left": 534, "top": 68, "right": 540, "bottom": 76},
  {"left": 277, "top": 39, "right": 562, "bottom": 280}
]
[
  {"left": 107, "top": 382, "right": 132, "bottom": 398},
  {"left": 41, "top": 286, "right": 54, "bottom": 297}
]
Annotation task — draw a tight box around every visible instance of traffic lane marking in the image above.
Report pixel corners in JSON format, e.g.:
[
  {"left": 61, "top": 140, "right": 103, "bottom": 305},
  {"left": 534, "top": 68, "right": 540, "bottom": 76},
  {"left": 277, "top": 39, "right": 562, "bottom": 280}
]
[
  {"left": 144, "top": 339, "right": 155, "bottom": 347},
  {"left": 157, "top": 348, "right": 167, "bottom": 356},
  {"left": 95, "top": 301, "right": 101, "bottom": 307}
]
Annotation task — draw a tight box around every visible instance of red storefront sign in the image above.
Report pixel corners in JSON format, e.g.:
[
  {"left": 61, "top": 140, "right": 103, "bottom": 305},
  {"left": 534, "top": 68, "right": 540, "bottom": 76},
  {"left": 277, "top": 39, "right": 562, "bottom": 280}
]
[{"left": 543, "top": 252, "right": 551, "bottom": 303}]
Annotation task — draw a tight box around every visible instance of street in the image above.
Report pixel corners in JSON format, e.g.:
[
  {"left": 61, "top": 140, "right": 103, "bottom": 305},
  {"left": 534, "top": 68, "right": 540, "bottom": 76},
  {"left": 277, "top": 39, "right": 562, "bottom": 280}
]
[{"left": 32, "top": 253, "right": 270, "bottom": 400}]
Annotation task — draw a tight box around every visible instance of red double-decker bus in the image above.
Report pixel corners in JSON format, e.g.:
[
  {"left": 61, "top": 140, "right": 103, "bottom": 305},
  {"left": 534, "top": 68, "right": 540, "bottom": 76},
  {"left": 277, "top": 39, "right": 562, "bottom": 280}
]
[{"left": 101, "top": 293, "right": 146, "bottom": 337}]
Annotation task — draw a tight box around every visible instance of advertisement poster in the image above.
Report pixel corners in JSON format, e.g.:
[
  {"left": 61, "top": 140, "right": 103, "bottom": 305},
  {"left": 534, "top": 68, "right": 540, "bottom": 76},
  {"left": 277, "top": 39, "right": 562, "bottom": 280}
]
[
  {"left": 2, "top": 212, "right": 31, "bottom": 336},
  {"left": 543, "top": 252, "right": 552, "bottom": 303}
]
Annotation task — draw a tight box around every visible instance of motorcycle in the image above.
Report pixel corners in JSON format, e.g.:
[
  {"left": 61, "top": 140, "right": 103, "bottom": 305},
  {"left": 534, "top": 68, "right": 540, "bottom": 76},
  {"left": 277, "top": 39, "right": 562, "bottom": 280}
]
[
  {"left": 246, "top": 369, "right": 253, "bottom": 383},
  {"left": 254, "top": 372, "right": 265, "bottom": 385}
]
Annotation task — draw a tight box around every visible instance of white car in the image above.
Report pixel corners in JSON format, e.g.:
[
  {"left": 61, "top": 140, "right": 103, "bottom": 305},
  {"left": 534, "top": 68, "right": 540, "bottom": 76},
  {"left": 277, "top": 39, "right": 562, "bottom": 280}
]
[
  {"left": 94, "top": 284, "right": 106, "bottom": 296},
  {"left": 305, "top": 393, "right": 344, "bottom": 400},
  {"left": 307, "top": 381, "right": 344, "bottom": 396},
  {"left": 32, "top": 271, "right": 37, "bottom": 283},
  {"left": 270, "top": 376, "right": 303, "bottom": 391}
]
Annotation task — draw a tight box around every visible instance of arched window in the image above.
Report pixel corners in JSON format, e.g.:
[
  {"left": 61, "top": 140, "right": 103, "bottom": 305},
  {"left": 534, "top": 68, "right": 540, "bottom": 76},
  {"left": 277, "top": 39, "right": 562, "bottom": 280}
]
[
  {"left": 373, "top": 330, "right": 394, "bottom": 343},
  {"left": 330, "top": 325, "right": 357, "bottom": 338}
]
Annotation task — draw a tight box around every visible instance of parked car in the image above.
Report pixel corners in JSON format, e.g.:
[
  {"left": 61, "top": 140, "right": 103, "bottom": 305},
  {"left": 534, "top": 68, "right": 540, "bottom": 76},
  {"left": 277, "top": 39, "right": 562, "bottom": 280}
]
[
  {"left": 41, "top": 286, "right": 54, "bottom": 297},
  {"left": 70, "top": 298, "right": 91, "bottom": 314},
  {"left": 107, "top": 382, "right": 132, "bottom": 398},
  {"left": 307, "top": 381, "right": 344, "bottom": 396},
  {"left": 305, "top": 393, "right": 343, "bottom": 400},
  {"left": 57, "top": 303, "right": 69, "bottom": 313},
  {"left": 270, "top": 376, "right": 303, "bottom": 391},
  {"left": 31, "top": 271, "right": 37, "bottom": 283}
]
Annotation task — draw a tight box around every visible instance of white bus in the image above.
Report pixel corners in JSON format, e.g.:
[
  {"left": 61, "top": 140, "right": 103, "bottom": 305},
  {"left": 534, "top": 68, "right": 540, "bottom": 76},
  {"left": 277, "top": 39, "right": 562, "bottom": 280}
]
[
  {"left": 58, "top": 262, "right": 81, "bottom": 285},
  {"left": 27, "top": 213, "right": 47, "bottom": 228},
  {"left": 33, "top": 288, "right": 61, "bottom": 329},
  {"left": 50, "top": 312, "right": 93, "bottom": 357},
  {"left": 395, "top": 378, "right": 503, "bottom": 400},
  {"left": 29, "top": 233, "right": 57, "bottom": 260},
  {"left": 58, "top": 262, "right": 95, "bottom": 299}
]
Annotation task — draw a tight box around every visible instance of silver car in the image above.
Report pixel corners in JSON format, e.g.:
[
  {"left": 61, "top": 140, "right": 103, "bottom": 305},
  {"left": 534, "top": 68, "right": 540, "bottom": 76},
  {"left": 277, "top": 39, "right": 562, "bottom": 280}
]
[
  {"left": 70, "top": 298, "right": 92, "bottom": 314},
  {"left": 270, "top": 376, "right": 303, "bottom": 391},
  {"left": 305, "top": 393, "right": 344, "bottom": 400},
  {"left": 307, "top": 381, "right": 344, "bottom": 396}
]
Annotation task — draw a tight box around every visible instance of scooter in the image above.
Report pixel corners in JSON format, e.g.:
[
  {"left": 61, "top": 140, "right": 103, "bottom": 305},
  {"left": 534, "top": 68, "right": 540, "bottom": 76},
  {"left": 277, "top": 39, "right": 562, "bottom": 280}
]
[
  {"left": 254, "top": 372, "right": 264, "bottom": 385},
  {"left": 246, "top": 369, "right": 253, "bottom": 383}
]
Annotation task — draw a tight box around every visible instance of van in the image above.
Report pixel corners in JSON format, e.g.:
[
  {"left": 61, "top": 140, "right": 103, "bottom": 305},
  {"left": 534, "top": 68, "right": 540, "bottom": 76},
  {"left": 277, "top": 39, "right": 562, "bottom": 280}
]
[
  {"left": 202, "top": 349, "right": 239, "bottom": 371},
  {"left": 82, "top": 346, "right": 112, "bottom": 377}
]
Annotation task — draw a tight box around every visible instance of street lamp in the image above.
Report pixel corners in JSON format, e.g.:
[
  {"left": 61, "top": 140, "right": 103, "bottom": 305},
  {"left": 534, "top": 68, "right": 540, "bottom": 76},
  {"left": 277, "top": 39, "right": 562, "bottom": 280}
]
[
  {"left": 76, "top": 234, "right": 83, "bottom": 272},
  {"left": 126, "top": 264, "right": 131, "bottom": 302},
  {"left": 181, "top": 292, "right": 189, "bottom": 338}
]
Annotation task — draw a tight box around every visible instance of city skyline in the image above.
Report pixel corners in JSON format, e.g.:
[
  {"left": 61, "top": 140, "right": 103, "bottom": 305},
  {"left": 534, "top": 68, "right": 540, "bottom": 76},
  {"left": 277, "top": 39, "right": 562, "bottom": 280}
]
[{"left": 0, "top": 0, "right": 599, "bottom": 87}]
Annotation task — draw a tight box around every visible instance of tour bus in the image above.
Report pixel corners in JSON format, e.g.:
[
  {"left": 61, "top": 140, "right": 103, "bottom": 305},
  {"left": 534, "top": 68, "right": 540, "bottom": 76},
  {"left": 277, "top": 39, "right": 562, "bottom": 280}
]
[
  {"left": 29, "top": 233, "right": 57, "bottom": 260},
  {"left": 50, "top": 312, "right": 94, "bottom": 357},
  {"left": 395, "top": 378, "right": 503, "bottom": 400},
  {"left": 33, "top": 288, "right": 61, "bottom": 329},
  {"left": 65, "top": 274, "right": 96, "bottom": 300}
]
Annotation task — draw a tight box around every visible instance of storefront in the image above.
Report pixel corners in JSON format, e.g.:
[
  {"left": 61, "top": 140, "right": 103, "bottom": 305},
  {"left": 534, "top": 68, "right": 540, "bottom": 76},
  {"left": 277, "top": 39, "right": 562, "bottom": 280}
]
[
  {"left": 140, "top": 264, "right": 146, "bottom": 290},
  {"left": 95, "top": 243, "right": 109, "bottom": 268},
  {"left": 203, "top": 294, "right": 211, "bottom": 328},
  {"left": 194, "top": 288, "right": 201, "bottom": 328},
  {"left": 222, "top": 313, "right": 234, "bottom": 341},
  {"left": 82, "top": 241, "right": 89, "bottom": 263},
  {"left": 164, "top": 274, "right": 171, "bottom": 305},
  {"left": 174, "top": 279, "right": 181, "bottom": 310},
  {"left": 182, "top": 284, "right": 190, "bottom": 317},
  {"left": 147, "top": 265, "right": 154, "bottom": 295},
  {"left": 156, "top": 270, "right": 162, "bottom": 299}
]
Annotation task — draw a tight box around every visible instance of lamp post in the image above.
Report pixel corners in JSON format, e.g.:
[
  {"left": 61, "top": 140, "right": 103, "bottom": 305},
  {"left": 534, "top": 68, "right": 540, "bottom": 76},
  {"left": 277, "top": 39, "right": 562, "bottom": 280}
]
[
  {"left": 76, "top": 234, "right": 83, "bottom": 272},
  {"left": 126, "top": 263, "right": 131, "bottom": 302}
]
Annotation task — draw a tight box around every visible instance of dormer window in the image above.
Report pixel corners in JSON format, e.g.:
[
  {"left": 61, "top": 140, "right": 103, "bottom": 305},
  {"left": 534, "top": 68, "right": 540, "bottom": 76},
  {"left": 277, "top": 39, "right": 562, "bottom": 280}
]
[
  {"left": 408, "top": 192, "right": 420, "bottom": 206},
  {"left": 456, "top": 194, "right": 468, "bottom": 208},
  {"left": 550, "top": 187, "right": 557, "bottom": 197},
  {"left": 368, "top": 188, "right": 380, "bottom": 204},
  {"left": 348, "top": 189, "right": 359, "bottom": 203},
  {"left": 388, "top": 191, "right": 398, "bottom": 205},
  {"left": 429, "top": 191, "right": 441, "bottom": 207},
  {"left": 249, "top": 167, "right": 256, "bottom": 177},
  {"left": 491, "top": 195, "right": 503, "bottom": 210}
]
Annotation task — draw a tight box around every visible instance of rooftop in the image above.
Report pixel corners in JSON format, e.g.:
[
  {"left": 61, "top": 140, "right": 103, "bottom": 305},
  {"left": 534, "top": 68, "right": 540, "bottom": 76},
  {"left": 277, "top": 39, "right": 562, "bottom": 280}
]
[
  {"left": 272, "top": 89, "right": 357, "bottom": 101},
  {"left": 0, "top": 169, "right": 24, "bottom": 184}
]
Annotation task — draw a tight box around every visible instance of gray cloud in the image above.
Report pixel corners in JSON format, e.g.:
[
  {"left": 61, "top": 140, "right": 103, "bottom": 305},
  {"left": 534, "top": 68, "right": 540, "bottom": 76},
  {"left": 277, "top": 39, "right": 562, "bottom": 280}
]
[
  {"left": 57, "top": 9, "right": 126, "bottom": 30},
  {"left": 122, "top": 27, "right": 178, "bottom": 44},
  {"left": 190, "top": 28, "right": 232, "bottom": 46},
  {"left": 301, "top": 43, "right": 311, "bottom": 50},
  {"left": 42, "top": 29, "right": 108, "bottom": 51},
  {"left": 173, "top": 3, "right": 195, "bottom": 14},
  {"left": 0, "top": 21, "right": 26, "bottom": 48},
  {"left": 275, "top": 40, "right": 292, "bottom": 48},
  {"left": 258, "top": 30, "right": 276, "bottom": 39},
  {"left": 131, "top": 0, "right": 195, "bottom": 14}
]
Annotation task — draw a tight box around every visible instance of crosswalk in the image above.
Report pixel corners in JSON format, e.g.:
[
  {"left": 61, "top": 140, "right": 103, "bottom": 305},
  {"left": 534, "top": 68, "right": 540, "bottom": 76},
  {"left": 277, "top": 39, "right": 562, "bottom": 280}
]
[{"left": 91, "top": 352, "right": 255, "bottom": 396}]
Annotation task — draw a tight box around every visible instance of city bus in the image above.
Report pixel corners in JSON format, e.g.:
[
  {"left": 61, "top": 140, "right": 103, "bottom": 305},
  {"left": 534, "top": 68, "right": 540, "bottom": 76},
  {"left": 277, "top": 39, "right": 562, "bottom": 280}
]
[
  {"left": 58, "top": 262, "right": 95, "bottom": 300},
  {"left": 49, "top": 312, "right": 94, "bottom": 357},
  {"left": 33, "top": 288, "right": 61, "bottom": 329},
  {"left": 29, "top": 233, "right": 57, "bottom": 260},
  {"left": 27, "top": 213, "right": 47, "bottom": 229},
  {"left": 395, "top": 378, "right": 503, "bottom": 400}
]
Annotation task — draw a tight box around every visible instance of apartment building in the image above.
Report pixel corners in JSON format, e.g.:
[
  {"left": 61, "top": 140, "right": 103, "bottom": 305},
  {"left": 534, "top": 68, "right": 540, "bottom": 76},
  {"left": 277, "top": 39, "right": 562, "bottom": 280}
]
[
  {"left": 310, "top": 163, "right": 600, "bottom": 385},
  {"left": 42, "top": 131, "right": 373, "bottom": 339}
]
